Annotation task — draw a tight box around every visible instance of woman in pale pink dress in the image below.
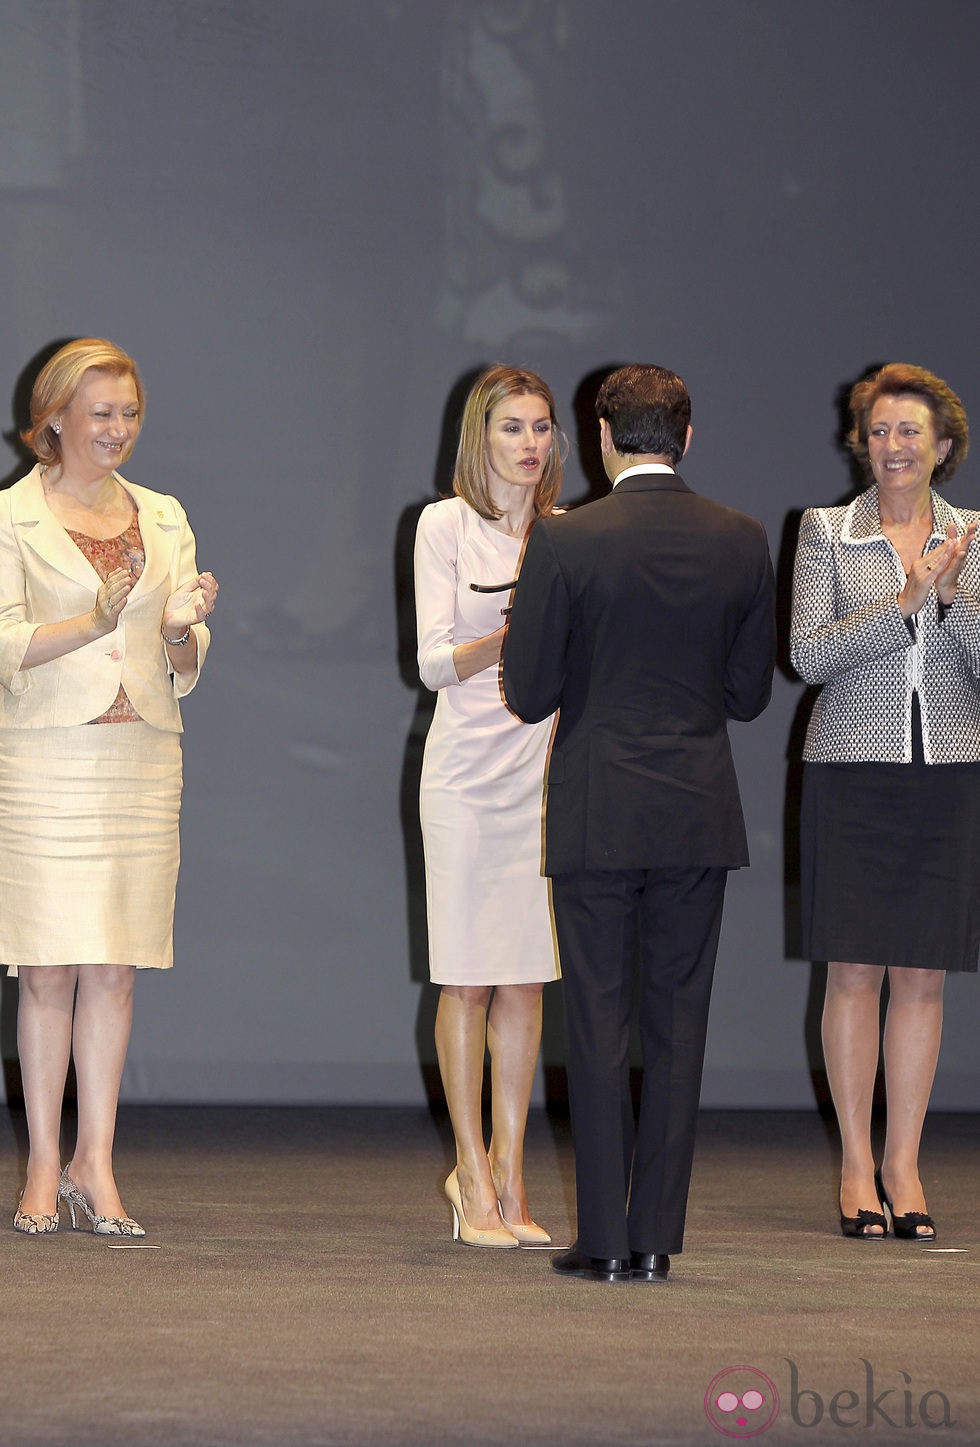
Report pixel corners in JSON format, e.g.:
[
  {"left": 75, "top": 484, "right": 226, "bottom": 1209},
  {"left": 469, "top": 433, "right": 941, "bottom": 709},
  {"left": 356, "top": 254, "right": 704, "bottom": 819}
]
[{"left": 415, "top": 365, "right": 563, "bottom": 1248}]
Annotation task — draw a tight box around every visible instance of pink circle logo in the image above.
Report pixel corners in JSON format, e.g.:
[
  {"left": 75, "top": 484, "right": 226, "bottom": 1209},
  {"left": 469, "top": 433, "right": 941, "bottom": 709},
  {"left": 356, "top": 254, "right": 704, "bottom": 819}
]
[{"left": 704, "top": 1366, "right": 780, "bottom": 1438}]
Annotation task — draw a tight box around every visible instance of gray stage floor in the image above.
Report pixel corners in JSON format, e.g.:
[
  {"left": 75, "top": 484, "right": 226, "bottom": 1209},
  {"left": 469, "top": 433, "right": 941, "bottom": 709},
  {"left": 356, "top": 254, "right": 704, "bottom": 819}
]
[{"left": 1, "top": 1106, "right": 976, "bottom": 1446}]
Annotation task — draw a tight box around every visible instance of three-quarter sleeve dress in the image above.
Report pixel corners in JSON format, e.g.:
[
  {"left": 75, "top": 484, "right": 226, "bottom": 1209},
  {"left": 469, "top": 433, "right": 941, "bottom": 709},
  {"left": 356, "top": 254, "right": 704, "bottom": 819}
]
[{"left": 415, "top": 497, "right": 559, "bottom": 985}]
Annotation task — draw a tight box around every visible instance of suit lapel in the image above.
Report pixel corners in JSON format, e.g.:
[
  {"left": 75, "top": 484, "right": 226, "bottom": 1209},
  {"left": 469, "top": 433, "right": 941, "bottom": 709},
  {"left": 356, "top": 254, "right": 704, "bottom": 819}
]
[
  {"left": 930, "top": 489, "right": 971, "bottom": 540},
  {"left": 843, "top": 485, "right": 969, "bottom": 548},
  {"left": 13, "top": 466, "right": 102, "bottom": 589},
  {"left": 840, "top": 487, "right": 884, "bottom": 546},
  {"left": 12, "top": 466, "right": 177, "bottom": 597},
  {"left": 126, "top": 481, "right": 177, "bottom": 598}
]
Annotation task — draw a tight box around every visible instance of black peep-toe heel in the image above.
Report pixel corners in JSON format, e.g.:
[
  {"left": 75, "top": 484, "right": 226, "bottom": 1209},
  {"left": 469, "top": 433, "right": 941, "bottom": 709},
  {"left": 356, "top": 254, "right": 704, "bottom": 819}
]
[{"left": 875, "top": 1169, "right": 936, "bottom": 1242}]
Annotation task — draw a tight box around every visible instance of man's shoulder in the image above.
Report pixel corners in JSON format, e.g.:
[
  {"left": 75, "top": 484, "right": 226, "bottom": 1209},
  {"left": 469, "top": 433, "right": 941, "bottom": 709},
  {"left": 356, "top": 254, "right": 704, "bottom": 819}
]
[
  {"left": 546, "top": 484, "right": 766, "bottom": 539},
  {"left": 691, "top": 492, "right": 768, "bottom": 537}
]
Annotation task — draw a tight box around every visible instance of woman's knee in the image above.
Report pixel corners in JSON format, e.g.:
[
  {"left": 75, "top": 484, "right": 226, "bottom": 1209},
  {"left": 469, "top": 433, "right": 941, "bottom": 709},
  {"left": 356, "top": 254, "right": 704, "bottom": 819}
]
[
  {"left": 887, "top": 966, "right": 945, "bottom": 1005},
  {"left": 493, "top": 983, "right": 544, "bottom": 1003},
  {"left": 17, "top": 965, "right": 78, "bottom": 1008},
  {"left": 826, "top": 961, "right": 885, "bottom": 1000},
  {"left": 76, "top": 964, "right": 136, "bottom": 1006},
  {"left": 440, "top": 983, "right": 493, "bottom": 1009}
]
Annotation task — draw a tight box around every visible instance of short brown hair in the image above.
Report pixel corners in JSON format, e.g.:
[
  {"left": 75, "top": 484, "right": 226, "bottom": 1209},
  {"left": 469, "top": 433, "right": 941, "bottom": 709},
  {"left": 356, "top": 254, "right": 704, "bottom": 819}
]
[
  {"left": 22, "top": 338, "right": 145, "bottom": 466},
  {"left": 453, "top": 365, "right": 564, "bottom": 521},
  {"left": 848, "top": 363, "right": 968, "bottom": 483}
]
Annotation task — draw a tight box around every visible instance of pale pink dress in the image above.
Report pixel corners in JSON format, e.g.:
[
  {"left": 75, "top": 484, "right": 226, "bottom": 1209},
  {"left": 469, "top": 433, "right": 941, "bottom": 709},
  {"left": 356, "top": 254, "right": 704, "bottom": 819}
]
[{"left": 414, "top": 497, "right": 559, "bottom": 986}]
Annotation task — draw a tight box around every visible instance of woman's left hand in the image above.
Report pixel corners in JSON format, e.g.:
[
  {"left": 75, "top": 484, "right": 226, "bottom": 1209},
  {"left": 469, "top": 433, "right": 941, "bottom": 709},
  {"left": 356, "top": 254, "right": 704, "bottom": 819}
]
[
  {"left": 162, "top": 571, "right": 218, "bottom": 635},
  {"left": 932, "top": 522, "right": 977, "bottom": 606}
]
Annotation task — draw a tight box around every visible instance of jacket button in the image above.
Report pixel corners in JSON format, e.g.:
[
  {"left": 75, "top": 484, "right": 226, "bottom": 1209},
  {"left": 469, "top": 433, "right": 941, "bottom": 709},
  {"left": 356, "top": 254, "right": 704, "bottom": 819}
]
[{"left": 110, "top": 649, "right": 122, "bottom": 661}]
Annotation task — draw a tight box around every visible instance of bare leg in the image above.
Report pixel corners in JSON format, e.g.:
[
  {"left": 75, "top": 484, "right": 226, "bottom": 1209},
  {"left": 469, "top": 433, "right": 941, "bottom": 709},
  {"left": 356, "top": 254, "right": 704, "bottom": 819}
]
[
  {"left": 16, "top": 965, "right": 79, "bottom": 1215},
  {"left": 822, "top": 961, "right": 886, "bottom": 1230},
  {"left": 880, "top": 966, "right": 945, "bottom": 1229},
  {"left": 486, "top": 983, "right": 544, "bottom": 1226},
  {"left": 65, "top": 965, "right": 136, "bottom": 1221},
  {"left": 434, "top": 984, "right": 501, "bottom": 1229}
]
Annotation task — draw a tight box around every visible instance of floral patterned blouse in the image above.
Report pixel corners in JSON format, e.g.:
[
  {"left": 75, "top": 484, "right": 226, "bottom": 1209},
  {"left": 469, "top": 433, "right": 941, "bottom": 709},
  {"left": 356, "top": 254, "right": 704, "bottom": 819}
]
[{"left": 67, "top": 513, "right": 146, "bottom": 724}]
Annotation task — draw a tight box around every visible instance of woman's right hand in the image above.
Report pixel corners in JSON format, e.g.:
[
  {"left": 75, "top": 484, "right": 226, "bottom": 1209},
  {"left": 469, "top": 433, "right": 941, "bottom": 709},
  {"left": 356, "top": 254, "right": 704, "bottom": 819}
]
[
  {"left": 898, "top": 522, "right": 978, "bottom": 617},
  {"left": 452, "top": 625, "right": 507, "bottom": 682},
  {"left": 92, "top": 567, "right": 135, "bottom": 635},
  {"left": 934, "top": 521, "right": 978, "bottom": 605}
]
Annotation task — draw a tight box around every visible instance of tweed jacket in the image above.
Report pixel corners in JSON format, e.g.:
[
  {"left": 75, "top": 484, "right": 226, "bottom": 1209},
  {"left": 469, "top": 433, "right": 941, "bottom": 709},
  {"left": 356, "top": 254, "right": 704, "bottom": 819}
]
[
  {"left": 790, "top": 485, "right": 980, "bottom": 764},
  {"left": 0, "top": 467, "right": 209, "bottom": 731}
]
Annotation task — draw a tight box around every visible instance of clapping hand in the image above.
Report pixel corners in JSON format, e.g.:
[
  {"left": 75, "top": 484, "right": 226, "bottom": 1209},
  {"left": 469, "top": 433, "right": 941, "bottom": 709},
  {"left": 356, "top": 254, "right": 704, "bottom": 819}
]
[
  {"left": 162, "top": 571, "right": 218, "bottom": 636},
  {"left": 933, "top": 521, "right": 977, "bottom": 606},
  {"left": 94, "top": 566, "right": 136, "bottom": 632},
  {"left": 900, "top": 523, "right": 977, "bottom": 616}
]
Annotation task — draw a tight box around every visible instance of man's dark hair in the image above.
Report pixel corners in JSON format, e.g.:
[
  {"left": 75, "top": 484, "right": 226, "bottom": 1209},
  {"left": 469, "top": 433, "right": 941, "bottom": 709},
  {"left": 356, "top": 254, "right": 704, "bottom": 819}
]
[{"left": 595, "top": 364, "right": 691, "bottom": 463}]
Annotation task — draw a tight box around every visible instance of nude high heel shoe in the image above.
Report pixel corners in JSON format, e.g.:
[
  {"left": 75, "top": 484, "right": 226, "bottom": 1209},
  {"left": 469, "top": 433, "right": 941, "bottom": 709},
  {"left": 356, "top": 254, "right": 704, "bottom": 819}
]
[
  {"left": 444, "top": 1170, "right": 518, "bottom": 1248},
  {"left": 58, "top": 1168, "right": 145, "bottom": 1238},
  {"left": 497, "top": 1201, "right": 551, "bottom": 1245}
]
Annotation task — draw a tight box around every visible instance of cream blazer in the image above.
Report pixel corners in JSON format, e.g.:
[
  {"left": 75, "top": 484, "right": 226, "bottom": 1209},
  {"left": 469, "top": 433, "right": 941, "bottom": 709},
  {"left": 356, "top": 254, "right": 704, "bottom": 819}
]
[{"left": 0, "top": 467, "right": 210, "bottom": 731}]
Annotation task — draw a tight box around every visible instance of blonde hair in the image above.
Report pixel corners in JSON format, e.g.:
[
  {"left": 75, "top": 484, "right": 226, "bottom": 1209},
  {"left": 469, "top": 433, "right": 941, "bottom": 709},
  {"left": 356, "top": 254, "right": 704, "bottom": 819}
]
[
  {"left": 453, "top": 364, "right": 564, "bottom": 520},
  {"left": 22, "top": 338, "right": 145, "bottom": 466}
]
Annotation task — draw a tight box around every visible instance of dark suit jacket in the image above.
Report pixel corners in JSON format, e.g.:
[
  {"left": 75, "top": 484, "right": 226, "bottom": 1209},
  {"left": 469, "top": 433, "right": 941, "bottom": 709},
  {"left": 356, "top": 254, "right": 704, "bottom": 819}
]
[{"left": 503, "top": 470, "right": 776, "bottom": 874}]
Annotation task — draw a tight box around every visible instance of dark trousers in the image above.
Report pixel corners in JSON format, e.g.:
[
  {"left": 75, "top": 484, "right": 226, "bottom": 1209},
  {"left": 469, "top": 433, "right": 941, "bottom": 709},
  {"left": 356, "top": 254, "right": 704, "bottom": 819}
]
[{"left": 550, "top": 866, "right": 728, "bottom": 1258}]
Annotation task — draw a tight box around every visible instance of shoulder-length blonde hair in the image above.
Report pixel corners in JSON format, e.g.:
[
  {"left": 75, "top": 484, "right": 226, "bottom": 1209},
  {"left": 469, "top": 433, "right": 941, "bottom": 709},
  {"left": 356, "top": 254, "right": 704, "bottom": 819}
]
[
  {"left": 453, "top": 364, "right": 564, "bottom": 520},
  {"left": 847, "top": 362, "right": 969, "bottom": 484},
  {"left": 22, "top": 338, "right": 145, "bottom": 467}
]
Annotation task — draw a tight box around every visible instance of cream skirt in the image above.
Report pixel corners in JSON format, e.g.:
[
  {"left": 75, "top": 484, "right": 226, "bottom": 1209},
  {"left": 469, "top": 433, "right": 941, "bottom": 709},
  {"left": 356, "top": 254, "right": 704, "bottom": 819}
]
[{"left": 0, "top": 724, "right": 182, "bottom": 973}]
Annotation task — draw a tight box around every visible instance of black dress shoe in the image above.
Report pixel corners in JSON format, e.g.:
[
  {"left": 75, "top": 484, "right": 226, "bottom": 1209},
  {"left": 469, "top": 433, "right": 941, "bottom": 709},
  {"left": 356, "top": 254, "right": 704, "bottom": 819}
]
[
  {"left": 630, "top": 1251, "right": 670, "bottom": 1282},
  {"left": 551, "top": 1247, "right": 631, "bottom": 1282}
]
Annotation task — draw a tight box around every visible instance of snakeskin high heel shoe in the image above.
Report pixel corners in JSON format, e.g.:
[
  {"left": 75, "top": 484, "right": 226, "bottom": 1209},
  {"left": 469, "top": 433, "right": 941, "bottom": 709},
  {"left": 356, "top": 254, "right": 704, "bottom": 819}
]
[
  {"left": 13, "top": 1192, "right": 60, "bottom": 1235},
  {"left": 58, "top": 1168, "right": 145, "bottom": 1237}
]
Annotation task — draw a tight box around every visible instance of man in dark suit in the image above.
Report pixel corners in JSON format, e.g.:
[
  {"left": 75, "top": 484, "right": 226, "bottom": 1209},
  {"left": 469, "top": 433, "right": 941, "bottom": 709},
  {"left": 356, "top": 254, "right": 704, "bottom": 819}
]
[{"left": 503, "top": 364, "right": 775, "bottom": 1283}]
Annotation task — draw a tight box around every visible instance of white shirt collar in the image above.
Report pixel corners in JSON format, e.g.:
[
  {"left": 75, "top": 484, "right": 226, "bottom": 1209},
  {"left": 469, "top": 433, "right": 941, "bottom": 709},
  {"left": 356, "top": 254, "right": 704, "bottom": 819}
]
[{"left": 611, "top": 462, "right": 675, "bottom": 489}]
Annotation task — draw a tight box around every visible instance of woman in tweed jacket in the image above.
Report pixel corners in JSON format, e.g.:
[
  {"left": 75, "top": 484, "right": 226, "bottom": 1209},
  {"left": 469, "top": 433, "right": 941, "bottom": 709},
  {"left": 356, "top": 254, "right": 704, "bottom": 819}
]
[{"left": 791, "top": 363, "right": 979, "bottom": 1241}]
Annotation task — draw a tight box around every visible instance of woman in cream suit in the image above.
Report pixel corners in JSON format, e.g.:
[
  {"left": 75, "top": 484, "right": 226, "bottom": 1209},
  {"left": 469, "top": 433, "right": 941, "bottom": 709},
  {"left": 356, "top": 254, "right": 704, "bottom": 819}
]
[{"left": 1, "top": 338, "right": 217, "bottom": 1237}]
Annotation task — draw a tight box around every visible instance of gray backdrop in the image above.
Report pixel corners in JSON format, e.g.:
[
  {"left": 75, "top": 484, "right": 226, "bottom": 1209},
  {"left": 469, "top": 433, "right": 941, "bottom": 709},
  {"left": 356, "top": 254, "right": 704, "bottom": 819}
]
[{"left": 1, "top": 0, "right": 977, "bottom": 1108}]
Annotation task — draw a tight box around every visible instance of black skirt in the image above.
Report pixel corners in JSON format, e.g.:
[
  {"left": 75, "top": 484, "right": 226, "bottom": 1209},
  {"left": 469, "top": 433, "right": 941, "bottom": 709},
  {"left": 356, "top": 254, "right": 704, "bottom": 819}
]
[{"left": 800, "top": 752, "right": 980, "bottom": 973}]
